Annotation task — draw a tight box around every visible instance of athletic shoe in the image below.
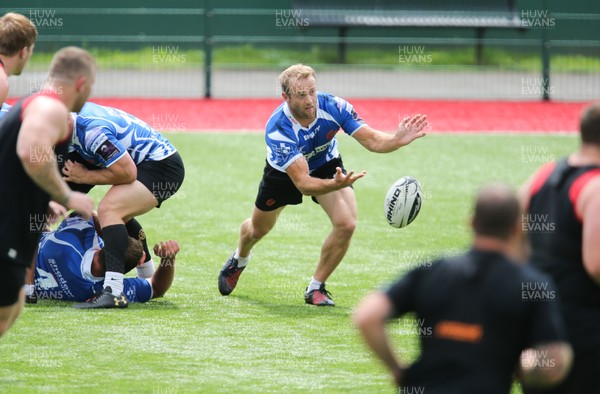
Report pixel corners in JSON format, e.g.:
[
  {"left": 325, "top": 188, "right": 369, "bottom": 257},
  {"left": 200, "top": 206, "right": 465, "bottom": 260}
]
[
  {"left": 73, "top": 287, "right": 128, "bottom": 309},
  {"left": 304, "top": 283, "right": 335, "bottom": 306},
  {"left": 218, "top": 255, "right": 245, "bottom": 295},
  {"left": 25, "top": 292, "right": 38, "bottom": 304}
]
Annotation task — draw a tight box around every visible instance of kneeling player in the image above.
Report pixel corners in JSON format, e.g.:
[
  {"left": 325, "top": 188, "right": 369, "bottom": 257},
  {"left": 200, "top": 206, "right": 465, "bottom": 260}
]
[{"left": 34, "top": 214, "right": 178, "bottom": 304}]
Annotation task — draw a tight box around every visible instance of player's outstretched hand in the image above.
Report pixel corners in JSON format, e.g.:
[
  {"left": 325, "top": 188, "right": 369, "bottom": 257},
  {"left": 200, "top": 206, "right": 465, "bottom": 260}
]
[
  {"left": 66, "top": 192, "right": 94, "bottom": 219},
  {"left": 62, "top": 159, "right": 87, "bottom": 184},
  {"left": 333, "top": 167, "right": 366, "bottom": 188},
  {"left": 153, "top": 240, "right": 180, "bottom": 259},
  {"left": 395, "top": 114, "right": 428, "bottom": 147}
]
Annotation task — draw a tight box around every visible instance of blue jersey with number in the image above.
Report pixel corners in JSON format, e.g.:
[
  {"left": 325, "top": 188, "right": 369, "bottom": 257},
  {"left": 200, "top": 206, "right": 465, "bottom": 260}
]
[
  {"left": 70, "top": 102, "right": 176, "bottom": 167},
  {"left": 265, "top": 92, "right": 366, "bottom": 172},
  {"left": 34, "top": 216, "right": 152, "bottom": 303}
]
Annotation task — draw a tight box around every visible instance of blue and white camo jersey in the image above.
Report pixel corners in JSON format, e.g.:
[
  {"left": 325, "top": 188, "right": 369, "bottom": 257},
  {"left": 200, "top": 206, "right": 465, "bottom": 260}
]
[
  {"left": 70, "top": 102, "right": 176, "bottom": 168},
  {"left": 34, "top": 215, "right": 152, "bottom": 303},
  {"left": 265, "top": 92, "right": 367, "bottom": 173}
]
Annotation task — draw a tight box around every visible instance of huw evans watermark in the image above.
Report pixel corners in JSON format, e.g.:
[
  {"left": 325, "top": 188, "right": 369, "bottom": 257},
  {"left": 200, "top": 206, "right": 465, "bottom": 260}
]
[
  {"left": 275, "top": 9, "right": 309, "bottom": 28},
  {"left": 399, "top": 46, "right": 432, "bottom": 63},
  {"left": 521, "top": 10, "right": 556, "bottom": 29}
]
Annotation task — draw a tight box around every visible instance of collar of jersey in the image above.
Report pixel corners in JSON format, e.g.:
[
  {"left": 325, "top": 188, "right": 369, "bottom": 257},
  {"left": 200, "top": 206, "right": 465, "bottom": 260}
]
[
  {"left": 81, "top": 249, "right": 104, "bottom": 282},
  {"left": 70, "top": 113, "right": 78, "bottom": 144}
]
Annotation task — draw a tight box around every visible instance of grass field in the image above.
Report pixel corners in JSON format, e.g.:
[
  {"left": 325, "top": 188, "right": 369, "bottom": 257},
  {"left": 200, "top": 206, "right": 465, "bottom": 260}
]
[{"left": 0, "top": 132, "right": 578, "bottom": 393}]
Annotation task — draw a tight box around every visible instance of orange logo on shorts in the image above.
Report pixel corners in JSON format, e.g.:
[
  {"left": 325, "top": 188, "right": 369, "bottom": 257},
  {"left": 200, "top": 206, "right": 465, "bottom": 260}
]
[{"left": 266, "top": 199, "right": 276, "bottom": 206}]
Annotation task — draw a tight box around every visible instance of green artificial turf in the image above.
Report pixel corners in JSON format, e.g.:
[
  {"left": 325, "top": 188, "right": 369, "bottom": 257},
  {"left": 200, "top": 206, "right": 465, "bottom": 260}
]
[{"left": 0, "top": 132, "right": 578, "bottom": 393}]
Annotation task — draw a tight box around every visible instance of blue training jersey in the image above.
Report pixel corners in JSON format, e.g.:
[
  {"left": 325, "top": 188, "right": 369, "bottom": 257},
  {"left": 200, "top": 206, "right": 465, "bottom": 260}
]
[
  {"left": 34, "top": 216, "right": 152, "bottom": 303},
  {"left": 265, "top": 92, "right": 366, "bottom": 172},
  {"left": 70, "top": 102, "right": 176, "bottom": 167}
]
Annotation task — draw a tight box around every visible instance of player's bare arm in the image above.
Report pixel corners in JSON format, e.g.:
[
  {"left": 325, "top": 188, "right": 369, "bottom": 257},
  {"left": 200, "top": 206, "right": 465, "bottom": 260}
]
[
  {"left": 17, "top": 97, "right": 93, "bottom": 218},
  {"left": 62, "top": 153, "right": 137, "bottom": 185},
  {"left": 149, "top": 240, "right": 179, "bottom": 298},
  {"left": 286, "top": 155, "right": 366, "bottom": 196},
  {"left": 353, "top": 292, "right": 406, "bottom": 387},
  {"left": 353, "top": 114, "right": 427, "bottom": 153},
  {"left": 576, "top": 177, "right": 600, "bottom": 284}
]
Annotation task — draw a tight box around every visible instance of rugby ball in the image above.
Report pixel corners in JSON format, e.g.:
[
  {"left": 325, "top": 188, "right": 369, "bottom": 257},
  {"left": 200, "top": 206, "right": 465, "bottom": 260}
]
[{"left": 384, "top": 176, "right": 423, "bottom": 228}]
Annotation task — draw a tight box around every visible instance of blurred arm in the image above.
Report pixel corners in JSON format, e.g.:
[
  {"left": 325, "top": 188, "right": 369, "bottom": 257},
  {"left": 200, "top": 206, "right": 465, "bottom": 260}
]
[
  {"left": 577, "top": 177, "right": 600, "bottom": 284},
  {"left": 17, "top": 97, "right": 72, "bottom": 205},
  {"left": 353, "top": 292, "right": 405, "bottom": 386}
]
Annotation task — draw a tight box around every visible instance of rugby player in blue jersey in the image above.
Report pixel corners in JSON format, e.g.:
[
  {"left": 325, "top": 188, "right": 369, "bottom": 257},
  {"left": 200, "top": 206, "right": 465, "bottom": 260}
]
[
  {"left": 218, "top": 64, "right": 428, "bottom": 305},
  {"left": 60, "top": 102, "right": 185, "bottom": 309},
  {"left": 34, "top": 214, "right": 178, "bottom": 304}
]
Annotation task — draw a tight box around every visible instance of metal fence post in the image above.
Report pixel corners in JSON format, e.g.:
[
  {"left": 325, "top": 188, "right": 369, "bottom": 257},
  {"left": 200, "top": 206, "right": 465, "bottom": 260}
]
[
  {"left": 204, "top": 0, "right": 212, "bottom": 98},
  {"left": 541, "top": 0, "right": 551, "bottom": 101},
  {"left": 541, "top": 37, "right": 551, "bottom": 101}
]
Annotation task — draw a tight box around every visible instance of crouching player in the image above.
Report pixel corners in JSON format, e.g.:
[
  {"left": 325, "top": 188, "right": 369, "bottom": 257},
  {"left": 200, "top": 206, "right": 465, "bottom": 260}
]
[
  {"left": 34, "top": 214, "right": 178, "bottom": 304},
  {"left": 62, "top": 102, "right": 185, "bottom": 308}
]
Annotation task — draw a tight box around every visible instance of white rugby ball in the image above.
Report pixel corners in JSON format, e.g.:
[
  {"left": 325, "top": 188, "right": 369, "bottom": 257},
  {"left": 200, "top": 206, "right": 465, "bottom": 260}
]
[{"left": 384, "top": 176, "right": 423, "bottom": 228}]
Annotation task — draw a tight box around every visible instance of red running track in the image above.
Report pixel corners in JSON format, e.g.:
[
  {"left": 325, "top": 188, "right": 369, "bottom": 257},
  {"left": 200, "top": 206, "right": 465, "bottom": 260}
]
[{"left": 11, "top": 97, "right": 588, "bottom": 133}]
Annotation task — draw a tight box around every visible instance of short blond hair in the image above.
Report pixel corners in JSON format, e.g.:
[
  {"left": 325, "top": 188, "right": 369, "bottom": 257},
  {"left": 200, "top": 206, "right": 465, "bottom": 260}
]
[
  {"left": 0, "top": 12, "right": 37, "bottom": 56},
  {"left": 48, "top": 46, "right": 96, "bottom": 82},
  {"left": 278, "top": 64, "right": 316, "bottom": 96}
]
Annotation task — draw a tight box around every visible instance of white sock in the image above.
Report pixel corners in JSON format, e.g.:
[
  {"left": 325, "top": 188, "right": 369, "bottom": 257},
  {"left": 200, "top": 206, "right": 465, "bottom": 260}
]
[
  {"left": 103, "top": 272, "right": 124, "bottom": 295},
  {"left": 24, "top": 284, "right": 35, "bottom": 296},
  {"left": 233, "top": 249, "right": 250, "bottom": 268},
  {"left": 136, "top": 260, "right": 155, "bottom": 279},
  {"left": 307, "top": 277, "right": 322, "bottom": 292}
]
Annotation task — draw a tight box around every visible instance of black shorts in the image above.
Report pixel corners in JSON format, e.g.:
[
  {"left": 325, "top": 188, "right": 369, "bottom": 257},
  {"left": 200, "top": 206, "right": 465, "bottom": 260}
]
[
  {"left": 0, "top": 261, "right": 26, "bottom": 306},
  {"left": 255, "top": 156, "right": 347, "bottom": 211},
  {"left": 64, "top": 151, "right": 185, "bottom": 208},
  {"left": 137, "top": 152, "right": 185, "bottom": 208}
]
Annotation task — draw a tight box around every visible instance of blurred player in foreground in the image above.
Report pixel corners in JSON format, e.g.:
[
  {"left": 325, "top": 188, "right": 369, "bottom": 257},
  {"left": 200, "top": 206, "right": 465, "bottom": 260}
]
[
  {"left": 0, "top": 12, "right": 37, "bottom": 106},
  {"left": 218, "top": 63, "right": 427, "bottom": 306},
  {"left": 520, "top": 102, "right": 600, "bottom": 393},
  {"left": 0, "top": 47, "right": 95, "bottom": 337},
  {"left": 62, "top": 103, "right": 185, "bottom": 309},
  {"left": 61, "top": 102, "right": 184, "bottom": 309},
  {"left": 354, "top": 184, "right": 572, "bottom": 392},
  {"left": 33, "top": 214, "right": 178, "bottom": 304}
]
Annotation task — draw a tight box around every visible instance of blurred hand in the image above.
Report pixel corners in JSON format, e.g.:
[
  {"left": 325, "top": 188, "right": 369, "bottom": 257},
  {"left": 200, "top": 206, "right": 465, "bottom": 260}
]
[
  {"left": 65, "top": 192, "right": 94, "bottom": 220},
  {"left": 47, "top": 200, "right": 68, "bottom": 225}
]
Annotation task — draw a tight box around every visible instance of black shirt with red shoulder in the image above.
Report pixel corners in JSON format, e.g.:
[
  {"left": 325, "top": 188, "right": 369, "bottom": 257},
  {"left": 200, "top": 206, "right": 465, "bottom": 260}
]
[
  {"left": 0, "top": 90, "right": 68, "bottom": 266},
  {"left": 527, "top": 158, "right": 600, "bottom": 349},
  {"left": 385, "top": 249, "right": 566, "bottom": 394}
]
